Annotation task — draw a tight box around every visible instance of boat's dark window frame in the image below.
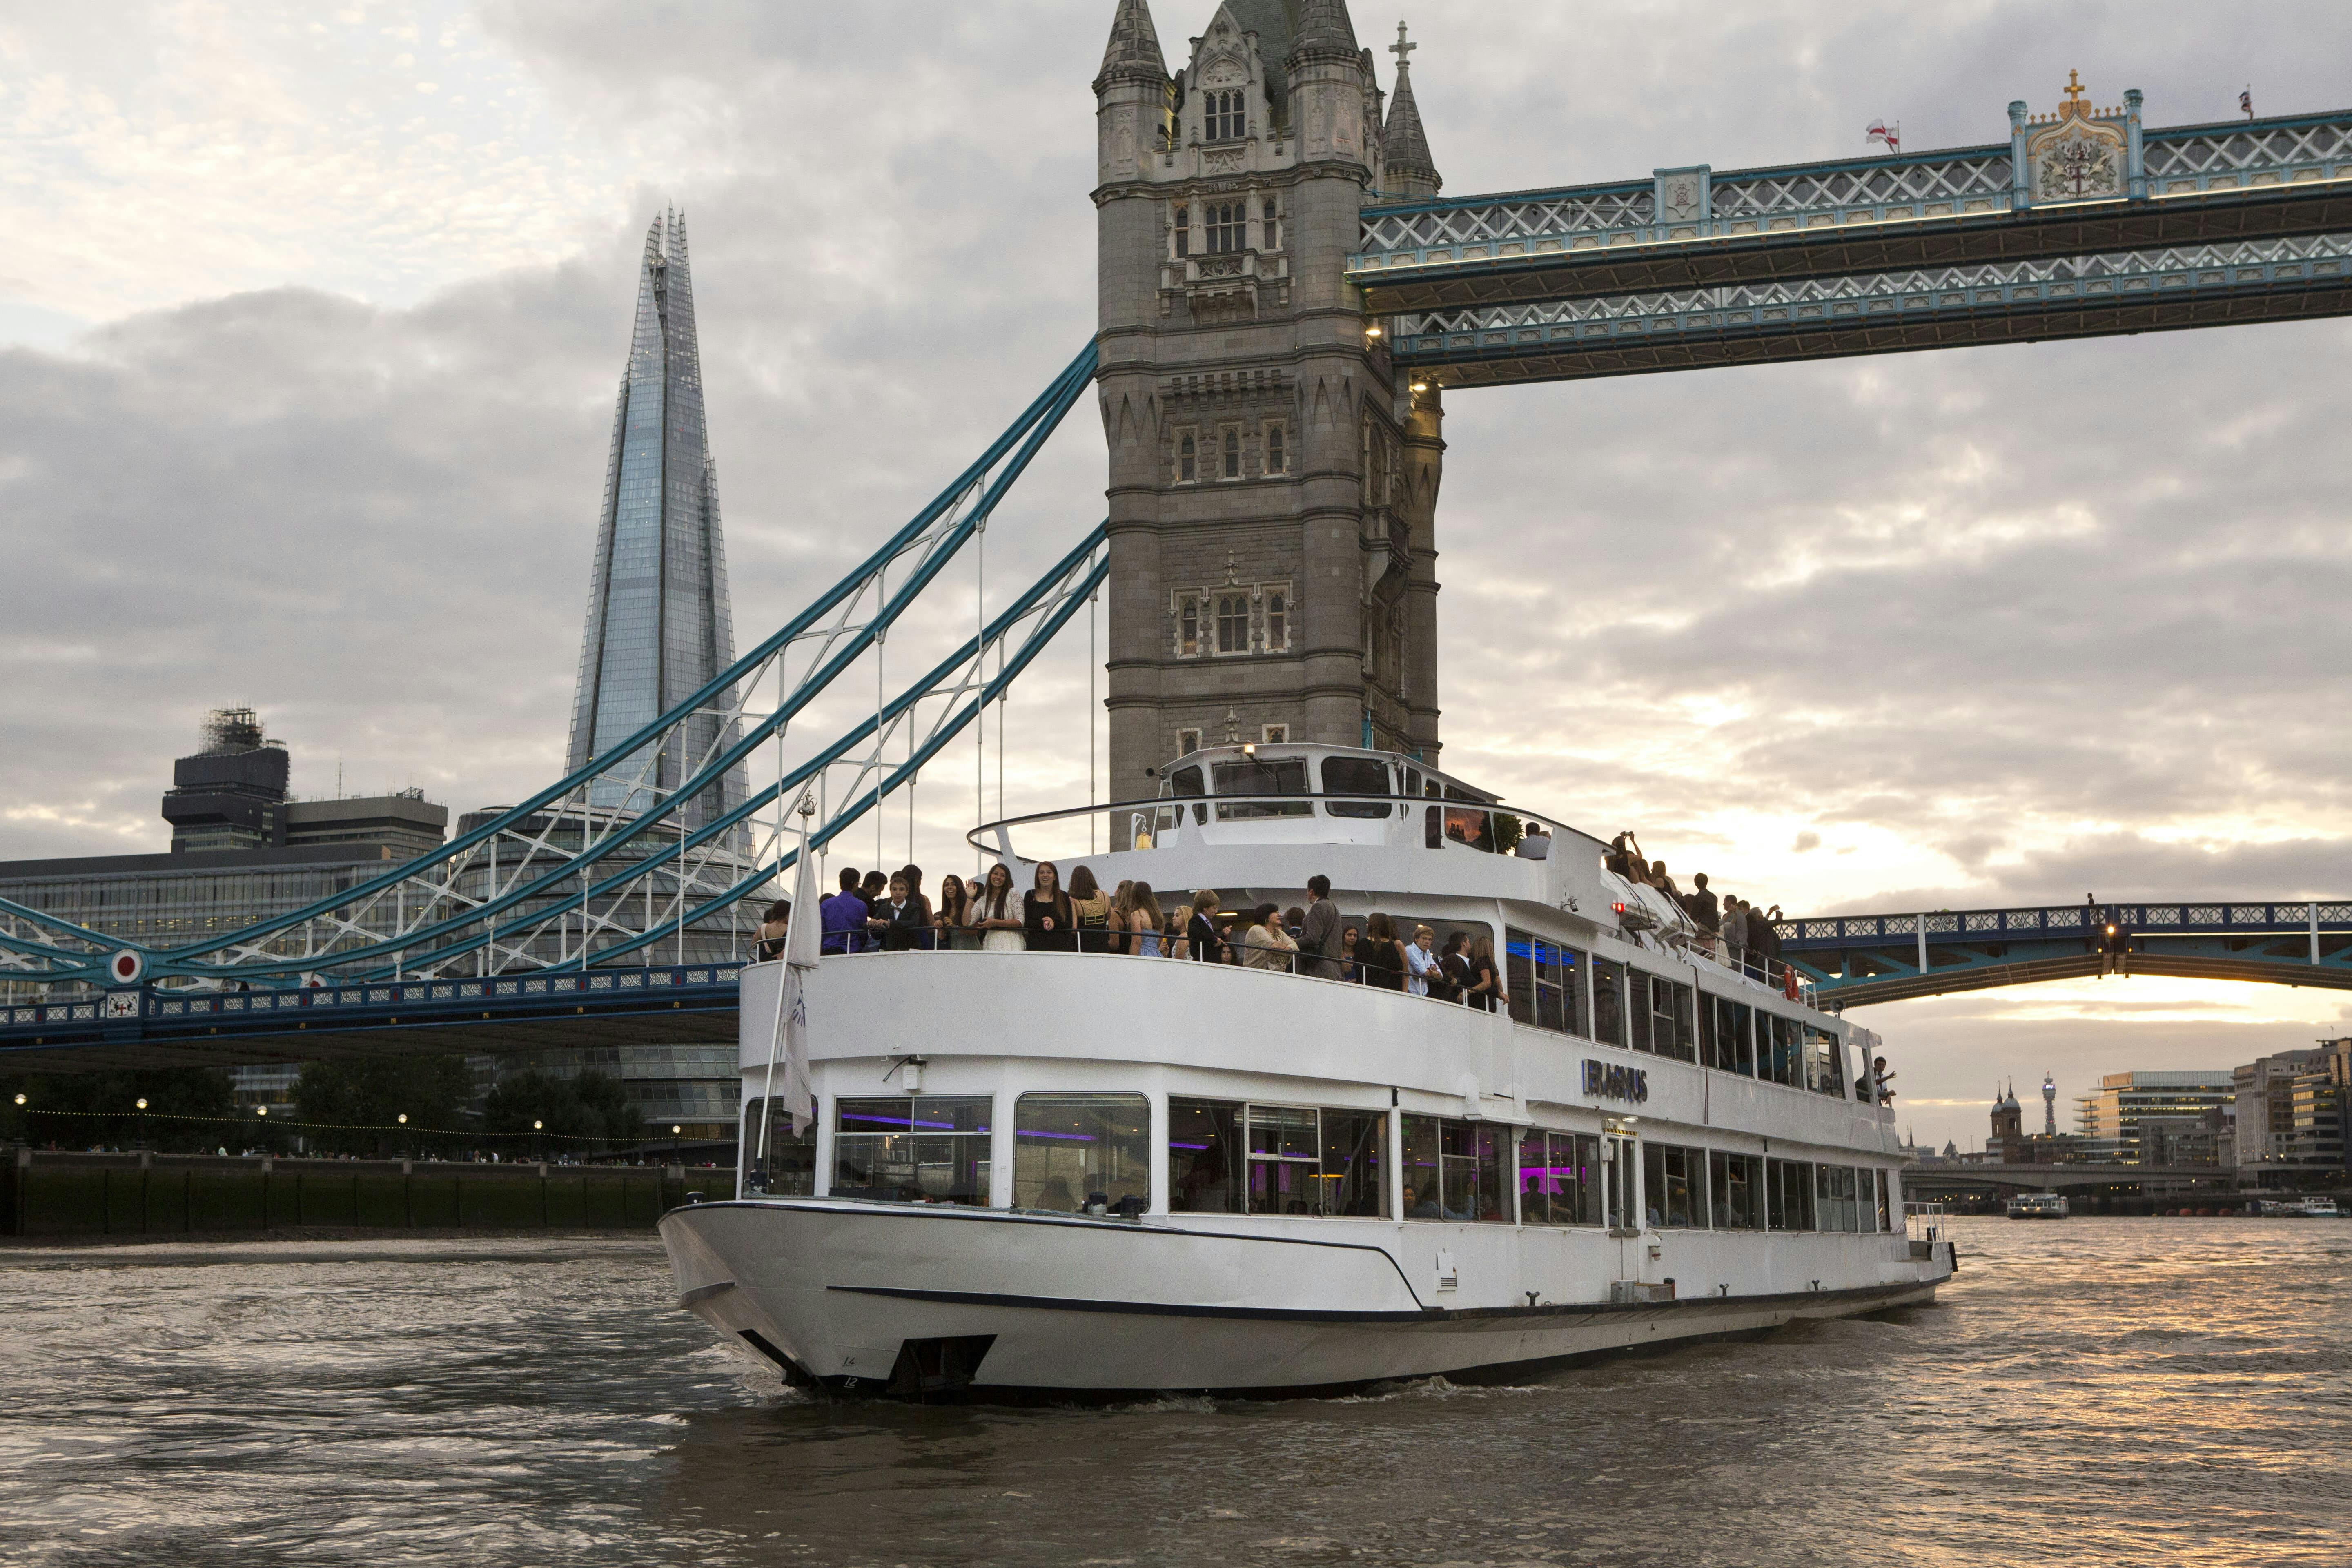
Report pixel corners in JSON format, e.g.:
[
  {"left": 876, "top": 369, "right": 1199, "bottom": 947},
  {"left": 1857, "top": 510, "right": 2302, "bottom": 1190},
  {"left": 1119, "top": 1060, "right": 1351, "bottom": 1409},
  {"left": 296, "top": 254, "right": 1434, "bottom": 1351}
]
[
  {"left": 1642, "top": 1141, "right": 1707, "bottom": 1228},
  {"left": 1873, "top": 1169, "right": 1893, "bottom": 1232},
  {"left": 1401, "top": 1113, "right": 1511, "bottom": 1224},
  {"left": 1519, "top": 1129, "right": 1602, "bottom": 1226},
  {"left": 1766, "top": 1156, "right": 1816, "bottom": 1231},
  {"left": 1012, "top": 1092, "right": 1151, "bottom": 1213},
  {"left": 740, "top": 1095, "right": 818, "bottom": 1197},
  {"left": 1592, "top": 958, "right": 1627, "bottom": 1049},
  {"left": 1708, "top": 1149, "right": 1764, "bottom": 1229},
  {"left": 831, "top": 1095, "right": 994, "bottom": 1207},
  {"left": 1321, "top": 755, "right": 1392, "bottom": 818},
  {"left": 1167, "top": 1096, "right": 1244, "bottom": 1214},
  {"left": 1211, "top": 755, "right": 1312, "bottom": 820}
]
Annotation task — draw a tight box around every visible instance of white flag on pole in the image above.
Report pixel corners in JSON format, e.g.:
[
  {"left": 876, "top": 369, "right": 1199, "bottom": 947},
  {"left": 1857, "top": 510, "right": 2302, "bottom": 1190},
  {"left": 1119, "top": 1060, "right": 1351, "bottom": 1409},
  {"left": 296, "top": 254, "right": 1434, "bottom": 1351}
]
[{"left": 777, "top": 827, "right": 822, "bottom": 1129}]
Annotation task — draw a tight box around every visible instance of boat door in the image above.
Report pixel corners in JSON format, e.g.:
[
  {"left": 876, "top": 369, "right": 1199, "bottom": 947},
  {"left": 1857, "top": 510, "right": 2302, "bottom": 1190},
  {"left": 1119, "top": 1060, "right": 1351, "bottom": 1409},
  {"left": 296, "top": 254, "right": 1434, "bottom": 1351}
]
[{"left": 1603, "top": 1127, "right": 1639, "bottom": 1233}]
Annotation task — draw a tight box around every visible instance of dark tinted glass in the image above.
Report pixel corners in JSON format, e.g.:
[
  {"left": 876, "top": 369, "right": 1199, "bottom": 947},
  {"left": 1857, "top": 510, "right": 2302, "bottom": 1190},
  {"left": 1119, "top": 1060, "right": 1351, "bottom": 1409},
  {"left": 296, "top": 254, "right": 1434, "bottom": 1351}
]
[
  {"left": 1322, "top": 756, "right": 1392, "bottom": 818},
  {"left": 1168, "top": 1097, "right": 1243, "bottom": 1213}
]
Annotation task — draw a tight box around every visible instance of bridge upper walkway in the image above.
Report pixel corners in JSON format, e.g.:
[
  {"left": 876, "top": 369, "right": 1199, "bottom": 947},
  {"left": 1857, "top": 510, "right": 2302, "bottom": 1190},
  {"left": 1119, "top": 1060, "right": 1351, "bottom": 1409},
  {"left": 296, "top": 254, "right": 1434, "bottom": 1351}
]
[
  {"left": 1353, "top": 104, "right": 2352, "bottom": 385},
  {"left": 1782, "top": 899, "right": 2352, "bottom": 1006}
]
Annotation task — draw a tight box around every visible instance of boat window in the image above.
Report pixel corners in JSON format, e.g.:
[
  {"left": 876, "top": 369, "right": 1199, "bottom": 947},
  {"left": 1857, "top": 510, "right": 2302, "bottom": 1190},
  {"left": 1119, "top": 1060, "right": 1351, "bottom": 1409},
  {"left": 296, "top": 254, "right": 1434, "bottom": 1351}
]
[
  {"left": 1168, "top": 1097, "right": 1243, "bottom": 1213},
  {"left": 1702, "top": 996, "right": 1756, "bottom": 1077},
  {"left": 1628, "top": 973, "right": 1695, "bottom": 1061},
  {"left": 1605, "top": 1136, "right": 1637, "bottom": 1230},
  {"left": 1168, "top": 763, "right": 1207, "bottom": 826},
  {"left": 1170, "top": 1098, "right": 1387, "bottom": 1217},
  {"left": 831, "top": 1096, "right": 993, "bottom": 1206},
  {"left": 1401, "top": 1114, "right": 1510, "bottom": 1223},
  {"left": 1211, "top": 756, "right": 1312, "bottom": 820},
  {"left": 1321, "top": 755, "right": 1392, "bottom": 818},
  {"left": 1404, "top": 767, "right": 1423, "bottom": 799},
  {"left": 1873, "top": 1169, "right": 1893, "bottom": 1232},
  {"left": 740, "top": 1097, "right": 817, "bottom": 1197},
  {"left": 1014, "top": 1093, "right": 1150, "bottom": 1213},
  {"left": 1519, "top": 1130, "right": 1601, "bottom": 1226},
  {"left": 1506, "top": 929, "right": 1586, "bottom": 1037},
  {"left": 1762, "top": 1013, "right": 1804, "bottom": 1087},
  {"left": 1642, "top": 1142, "right": 1706, "bottom": 1228},
  {"left": 1591, "top": 960, "right": 1627, "bottom": 1049},
  {"left": 1436, "top": 804, "right": 1494, "bottom": 851},
  {"left": 1709, "top": 1151, "right": 1764, "bottom": 1229},
  {"left": 1766, "top": 1158, "right": 1816, "bottom": 1231},
  {"left": 1804, "top": 1024, "right": 1847, "bottom": 1097},
  {"left": 1815, "top": 1164, "right": 1861, "bottom": 1232}
]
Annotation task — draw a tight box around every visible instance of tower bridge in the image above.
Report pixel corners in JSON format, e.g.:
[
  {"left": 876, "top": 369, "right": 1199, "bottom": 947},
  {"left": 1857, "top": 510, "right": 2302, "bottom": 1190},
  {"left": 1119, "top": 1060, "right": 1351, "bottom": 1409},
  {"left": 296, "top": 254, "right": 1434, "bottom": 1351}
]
[{"left": 7, "top": 0, "right": 2350, "bottom": 1073}]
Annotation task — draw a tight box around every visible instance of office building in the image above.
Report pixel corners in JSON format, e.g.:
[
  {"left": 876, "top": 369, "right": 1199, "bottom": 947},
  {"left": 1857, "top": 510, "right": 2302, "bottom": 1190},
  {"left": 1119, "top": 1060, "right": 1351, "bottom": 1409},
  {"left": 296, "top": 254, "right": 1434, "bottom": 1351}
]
[{"left": 2073, "top": 1070, "right": 2236, "bottom": 1165}]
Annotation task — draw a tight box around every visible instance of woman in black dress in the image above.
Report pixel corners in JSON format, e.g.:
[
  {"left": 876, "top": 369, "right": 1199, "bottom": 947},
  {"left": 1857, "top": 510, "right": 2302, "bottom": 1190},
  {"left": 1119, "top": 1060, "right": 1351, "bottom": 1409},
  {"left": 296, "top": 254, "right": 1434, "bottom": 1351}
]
[
  {"left": 1361, "top": 912, "right": 1408, "bottom": 991},
  {"left": 1023, "top": 861, "right": 1078, "bottom": 953}
]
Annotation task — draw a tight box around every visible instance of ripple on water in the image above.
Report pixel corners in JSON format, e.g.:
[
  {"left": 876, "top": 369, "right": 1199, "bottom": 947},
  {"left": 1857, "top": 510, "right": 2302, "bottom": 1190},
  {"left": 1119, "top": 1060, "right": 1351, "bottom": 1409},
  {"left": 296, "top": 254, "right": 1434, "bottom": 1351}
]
[{"left": 1, "top": 1221, "right": 2348, "bottom": 1566}]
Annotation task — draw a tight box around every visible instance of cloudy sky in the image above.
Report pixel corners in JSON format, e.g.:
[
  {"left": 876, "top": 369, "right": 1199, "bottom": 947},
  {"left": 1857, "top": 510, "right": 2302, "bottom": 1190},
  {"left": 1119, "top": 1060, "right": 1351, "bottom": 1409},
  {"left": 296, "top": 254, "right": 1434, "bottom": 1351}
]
[{"left": 4, "top": 1, "right": 2350, "bottom": 1147}]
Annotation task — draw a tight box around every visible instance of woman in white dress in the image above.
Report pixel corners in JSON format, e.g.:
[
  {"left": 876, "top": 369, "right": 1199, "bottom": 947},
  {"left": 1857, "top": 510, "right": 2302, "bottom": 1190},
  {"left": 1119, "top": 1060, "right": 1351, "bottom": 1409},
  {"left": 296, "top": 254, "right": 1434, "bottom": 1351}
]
[{"left": 971, "top": 862, "right": 1026, "bottom": 953}]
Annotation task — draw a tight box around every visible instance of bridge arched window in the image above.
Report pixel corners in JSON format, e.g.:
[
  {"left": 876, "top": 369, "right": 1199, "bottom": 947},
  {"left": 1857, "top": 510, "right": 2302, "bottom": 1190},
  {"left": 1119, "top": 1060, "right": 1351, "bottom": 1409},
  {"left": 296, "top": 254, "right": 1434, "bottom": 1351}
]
[
  {"left": 1206, "top": 89, "right": 1245, "bottom": 143},
  {"left": 1205, "top": 202, "right": 1246, "bottom": 254},
  {"left": 1178, "top": 433, "right": 1197, "bottom": 482},
  {"left": 1216, "top": 594, "right": 1249, "bottom": 654},
  {"left": 1264, "top": 423, "right": 1286, "bottom": 475},
  {"left": 1173, "top": 203, "right": 1189, "bottom": 259},
  {"left": 1262, "top": 198, "right": 1280, "bottom": 251},
  {"left": 1266, "top": 591, "right": 1287, "bottom": 650},
  {"left": 1222, "top": 428, "right": 1241, "bottom": 479}
]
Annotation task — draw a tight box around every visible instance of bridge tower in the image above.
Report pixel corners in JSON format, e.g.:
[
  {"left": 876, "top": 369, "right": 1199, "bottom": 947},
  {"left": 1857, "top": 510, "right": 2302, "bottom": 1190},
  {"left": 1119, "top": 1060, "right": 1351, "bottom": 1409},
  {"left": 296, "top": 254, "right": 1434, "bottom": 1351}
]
[{"left": 1094, "top": 0, "right": 1444, "bottom": 808}]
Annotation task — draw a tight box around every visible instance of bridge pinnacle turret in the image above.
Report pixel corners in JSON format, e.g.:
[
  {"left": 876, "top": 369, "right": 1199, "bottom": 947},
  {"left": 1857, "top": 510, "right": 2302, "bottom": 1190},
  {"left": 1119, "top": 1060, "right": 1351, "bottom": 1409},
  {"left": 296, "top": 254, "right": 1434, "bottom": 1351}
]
[
  {"left": 1095, "top": 0, "right": 1169, "bottom": 93},
  {"left": 1287, "top": 0, "right": 1361, "bottom": 67},
  {"left": 1380, "top": 23, "right": 1441, "bottom": 198}
]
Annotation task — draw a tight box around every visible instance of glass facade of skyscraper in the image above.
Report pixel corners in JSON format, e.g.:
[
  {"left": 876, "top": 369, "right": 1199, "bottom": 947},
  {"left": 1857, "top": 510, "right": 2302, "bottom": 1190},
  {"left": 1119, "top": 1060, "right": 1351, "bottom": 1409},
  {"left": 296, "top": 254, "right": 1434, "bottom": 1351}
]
[{"left": 565, "top": 210, "right": 746, "bottom": 831}]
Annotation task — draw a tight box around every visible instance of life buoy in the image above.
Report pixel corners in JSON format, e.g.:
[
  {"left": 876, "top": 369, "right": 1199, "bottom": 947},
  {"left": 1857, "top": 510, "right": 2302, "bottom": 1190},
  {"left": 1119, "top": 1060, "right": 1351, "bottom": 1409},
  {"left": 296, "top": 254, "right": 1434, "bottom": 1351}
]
[{"left": 1783, "top": 965, "right": 1801, "bottom": 1001}]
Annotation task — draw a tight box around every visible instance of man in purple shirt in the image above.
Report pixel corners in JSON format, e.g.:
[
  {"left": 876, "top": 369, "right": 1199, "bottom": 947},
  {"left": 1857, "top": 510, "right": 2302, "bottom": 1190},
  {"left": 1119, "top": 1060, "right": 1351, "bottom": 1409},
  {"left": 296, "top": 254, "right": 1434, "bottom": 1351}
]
[{"left": 819, "top": 867, "right": 869, "bottom": 955}]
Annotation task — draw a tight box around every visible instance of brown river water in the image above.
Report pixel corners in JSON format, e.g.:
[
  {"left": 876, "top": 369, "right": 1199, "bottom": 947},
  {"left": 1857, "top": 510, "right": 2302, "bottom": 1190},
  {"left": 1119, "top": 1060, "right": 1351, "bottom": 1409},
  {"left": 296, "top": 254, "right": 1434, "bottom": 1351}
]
[{"left": 0, "top": 1217, "right": 2345, "bottom": 1566}]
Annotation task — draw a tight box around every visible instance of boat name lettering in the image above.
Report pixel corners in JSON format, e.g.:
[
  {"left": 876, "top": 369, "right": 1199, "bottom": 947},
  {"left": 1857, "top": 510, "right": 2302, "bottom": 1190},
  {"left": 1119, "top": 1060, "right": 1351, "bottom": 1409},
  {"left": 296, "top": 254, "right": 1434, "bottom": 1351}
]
[{"left": 1583, "top": 1060, "right": 1648, "bottom": 1103}]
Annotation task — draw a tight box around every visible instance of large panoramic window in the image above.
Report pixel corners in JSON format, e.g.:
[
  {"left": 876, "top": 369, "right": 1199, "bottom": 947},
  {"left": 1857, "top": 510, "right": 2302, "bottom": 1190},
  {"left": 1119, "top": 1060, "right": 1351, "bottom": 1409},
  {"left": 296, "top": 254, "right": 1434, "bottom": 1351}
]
[
  {"left": 1766, "top": 1157, "right": 1816, "bottom": 1231},
  {"left": 1168, "top": 1099, "right": 1387, "bottom": 1217},
  {"left": 1402, "top": 1114, "right": 1510, "bottom": 1223},
  {"left": 1709, "top": 1150, "right": 1764, "bottom": 1229},
  {"left": 831, "top": 1096, "right": 992, "bottom": 1206},
  {"left": 1642, "top": 1142, "right": 1707, "bottom": 1229},
  {"left": 1519, "top": 1130, "right": 1601, "bottom": 1226},
  {"left": 1629, "top": 973, "right": 1695, "bottom": 1062},
  {"left": 1014, "top": 1093, "right": 1149, "bottom": 1213},
  {"left": 1212, "top": 755, "right": 1311, "bottom": 820}
]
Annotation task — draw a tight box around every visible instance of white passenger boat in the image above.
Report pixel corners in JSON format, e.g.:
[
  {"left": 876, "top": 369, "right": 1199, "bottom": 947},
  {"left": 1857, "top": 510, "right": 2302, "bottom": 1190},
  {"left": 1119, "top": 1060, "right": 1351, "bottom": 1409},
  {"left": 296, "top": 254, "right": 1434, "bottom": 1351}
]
[
  {"left": 2005, "top": 1193, "right": 2069, "bottom": 1219},
  {"left": 659, "top": 743, "right": 1957, "bottom": 1399}
]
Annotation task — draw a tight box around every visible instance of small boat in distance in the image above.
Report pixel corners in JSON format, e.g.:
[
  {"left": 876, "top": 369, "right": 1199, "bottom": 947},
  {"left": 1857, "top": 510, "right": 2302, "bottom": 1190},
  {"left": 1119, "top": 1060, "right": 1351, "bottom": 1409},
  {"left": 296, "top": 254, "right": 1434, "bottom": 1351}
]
[
  {"left": 2254, "top": 1196, "right": 2342, "bottom": 1217},
  {"left": 2005, "top": 1193, "right": 2069, "bottom": 1219}
]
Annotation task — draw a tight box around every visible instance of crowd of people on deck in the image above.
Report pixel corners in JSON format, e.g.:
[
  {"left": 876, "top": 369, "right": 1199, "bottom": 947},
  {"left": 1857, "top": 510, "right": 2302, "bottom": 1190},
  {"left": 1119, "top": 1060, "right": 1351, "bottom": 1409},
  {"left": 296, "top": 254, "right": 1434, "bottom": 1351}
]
[
  {"left": 752, "top": 865, "right": 1508, "bottom": 1005},
  {"left": 1606, "top": 831, "right": 1785, "bottom": 974}
]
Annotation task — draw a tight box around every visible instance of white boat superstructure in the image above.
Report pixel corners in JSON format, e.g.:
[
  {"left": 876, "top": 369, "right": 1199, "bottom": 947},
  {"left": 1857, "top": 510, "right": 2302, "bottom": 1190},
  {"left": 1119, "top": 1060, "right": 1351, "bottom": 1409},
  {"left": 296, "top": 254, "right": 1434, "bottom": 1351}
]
[
  {"left": 2005, "top": 1193, "right": 2070, "bottom": 1219},
  {"left": 660, "top": 742, "right": 1956, "bottom": 1399}
]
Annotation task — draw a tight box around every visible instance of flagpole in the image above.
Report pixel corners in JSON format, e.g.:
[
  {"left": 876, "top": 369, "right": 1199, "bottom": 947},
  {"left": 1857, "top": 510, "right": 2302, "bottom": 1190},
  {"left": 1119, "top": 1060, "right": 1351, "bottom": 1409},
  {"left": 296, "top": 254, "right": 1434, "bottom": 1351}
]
[{"left": 754, "top": 793, "right": 815, "bottom": 1187}]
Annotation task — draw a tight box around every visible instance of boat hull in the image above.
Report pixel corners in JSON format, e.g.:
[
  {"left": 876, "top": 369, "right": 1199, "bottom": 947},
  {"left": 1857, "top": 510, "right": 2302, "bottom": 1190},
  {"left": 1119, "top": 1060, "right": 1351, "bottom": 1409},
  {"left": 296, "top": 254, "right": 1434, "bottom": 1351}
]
[{"left": 661, "top": 1198, "right": 1955, "bottom": 1400}]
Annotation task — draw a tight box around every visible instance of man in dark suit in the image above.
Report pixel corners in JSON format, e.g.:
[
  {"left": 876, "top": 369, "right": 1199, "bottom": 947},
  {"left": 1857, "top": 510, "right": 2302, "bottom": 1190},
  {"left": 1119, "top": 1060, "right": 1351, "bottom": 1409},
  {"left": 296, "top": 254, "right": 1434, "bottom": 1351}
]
[
  {"left": 1296, "top": 874, "right": 1343, "bottom": 979},
  {"left": 872, "top": 873, "right": 930, "bottom": 952}
]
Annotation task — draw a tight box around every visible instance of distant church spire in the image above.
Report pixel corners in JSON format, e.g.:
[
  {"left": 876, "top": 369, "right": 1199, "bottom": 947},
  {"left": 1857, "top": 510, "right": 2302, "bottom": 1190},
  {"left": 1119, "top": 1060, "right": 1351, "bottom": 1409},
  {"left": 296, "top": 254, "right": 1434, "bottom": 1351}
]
[
  {"left": 566, "top": 209, "right": 744, "bottom": 830},
  {"left": 1096, "top": 0, "right": 1168, "bottom": 89},
  {"left": 1380, "top": 22, "right": 1440, "bottom": 197}
]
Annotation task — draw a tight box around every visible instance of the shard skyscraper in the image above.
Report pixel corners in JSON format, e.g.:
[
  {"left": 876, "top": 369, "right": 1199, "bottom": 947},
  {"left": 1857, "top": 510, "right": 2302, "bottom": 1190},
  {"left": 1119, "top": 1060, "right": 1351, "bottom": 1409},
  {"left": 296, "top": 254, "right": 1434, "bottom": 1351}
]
[{"left": 566, "top": 210, "right": 745, "bottom": 830}]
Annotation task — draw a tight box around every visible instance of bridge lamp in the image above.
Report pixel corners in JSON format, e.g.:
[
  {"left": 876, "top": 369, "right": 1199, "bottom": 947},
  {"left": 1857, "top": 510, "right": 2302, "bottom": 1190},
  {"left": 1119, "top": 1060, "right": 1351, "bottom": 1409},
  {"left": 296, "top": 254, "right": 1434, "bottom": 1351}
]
[
  {"left": 256, "top": 1105, "right": 268, "bottom": 1117},
  {"left": 12, "top": 1093, "right": 22, "bottom": 1107},
  {"left": 136, "top": 1098, "right": 147, "bottom": 1111},
  {"left": 397, "top": 1114, "right": 408, "bottom": 1125},
  {"left": 1365, "top": 324, "right": 1383, "bottom": 339},
  {"left": 533, "top": 1119, "right": 543, "bottom": 1130}
]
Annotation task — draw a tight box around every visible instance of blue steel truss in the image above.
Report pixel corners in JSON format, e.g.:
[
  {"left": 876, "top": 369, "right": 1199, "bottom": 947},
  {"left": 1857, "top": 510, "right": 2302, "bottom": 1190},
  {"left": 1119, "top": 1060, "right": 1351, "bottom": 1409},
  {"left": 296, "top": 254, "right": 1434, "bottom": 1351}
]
[
  {"left": 0, "top": 343, "right": 1105, "bottom": 993},
  {"left": 1781, "top": 900, "right": 2352, "bottom": 1007}
]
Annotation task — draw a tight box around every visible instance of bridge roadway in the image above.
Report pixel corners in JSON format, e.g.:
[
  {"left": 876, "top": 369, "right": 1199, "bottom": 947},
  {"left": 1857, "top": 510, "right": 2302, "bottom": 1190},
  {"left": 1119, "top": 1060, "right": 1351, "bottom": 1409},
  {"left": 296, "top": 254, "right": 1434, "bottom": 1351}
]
[
  {"left": 1780, "top": 900, "right": 2352, "bottom": 1007},
  {"left": 1351, "top": 105, "right": 2352, "bottom": 385},
  {"left": 0, "top": 963, "right": 741, "bottom": 1074}
]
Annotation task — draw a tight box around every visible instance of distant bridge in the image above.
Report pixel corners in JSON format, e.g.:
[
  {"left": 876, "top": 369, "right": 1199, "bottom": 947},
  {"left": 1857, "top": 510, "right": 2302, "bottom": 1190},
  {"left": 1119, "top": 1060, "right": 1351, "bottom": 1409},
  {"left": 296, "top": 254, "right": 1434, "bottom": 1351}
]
[
  {"left": 0, "top": 964, "right": 739, "bottom": 1074},
  {"left": 1904, "top": 1163, "right": 2240, "bottom": 1196},
  {"left": 1780, "top": 900, "right": 2352, "bottom": 1007}
]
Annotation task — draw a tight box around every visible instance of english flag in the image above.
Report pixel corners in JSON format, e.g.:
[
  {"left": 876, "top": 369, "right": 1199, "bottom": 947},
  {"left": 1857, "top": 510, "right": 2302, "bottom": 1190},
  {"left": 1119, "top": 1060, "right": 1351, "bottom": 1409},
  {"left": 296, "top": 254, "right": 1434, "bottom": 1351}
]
[{"left": 1867, "top": 119, "right": 1900, "bottom": 153}]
